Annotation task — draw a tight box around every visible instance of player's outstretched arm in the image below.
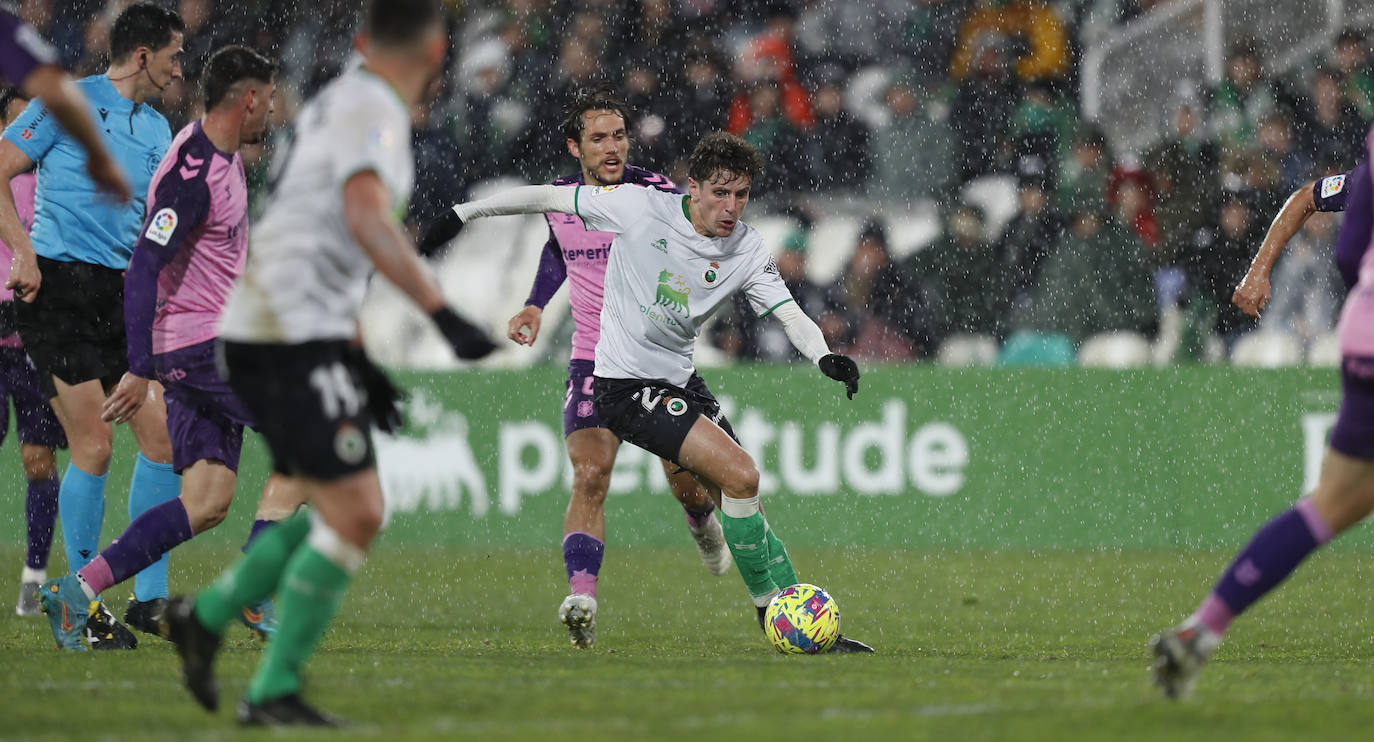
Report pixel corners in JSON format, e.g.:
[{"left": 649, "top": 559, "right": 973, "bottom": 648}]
[
  {"left": 418, "top": 185, "right": 580, "bottom": 256},
  {"left": 0, "top": 139, "right": 38, "bottom": 302},
  {"left": 1233, "top": 181, "right": 1318, "bottom": 318},
  {"left": 21, "top": 65, "right": 130, "bottom": 202},
  {"left": 772, "top": 300, "right": 860, "bottom": 399},
  {"left": 344, "top": 170, "right": 495, "bottom": 360}
]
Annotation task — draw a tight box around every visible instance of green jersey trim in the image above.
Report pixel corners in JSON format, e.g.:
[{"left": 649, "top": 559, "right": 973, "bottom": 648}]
[{"left": 757, "top": 297, "right": 794, "bottom": 319}]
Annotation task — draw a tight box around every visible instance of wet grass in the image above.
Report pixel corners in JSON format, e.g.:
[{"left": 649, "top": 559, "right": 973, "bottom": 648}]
[{"left": 4, "top": 545, "right": 1374, "bottom": 740}]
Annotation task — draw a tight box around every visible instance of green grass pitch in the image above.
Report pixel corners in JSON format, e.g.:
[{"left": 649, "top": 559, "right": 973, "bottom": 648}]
[{"left": 4, "top": 545, "right": 1374, "bottom": 740}]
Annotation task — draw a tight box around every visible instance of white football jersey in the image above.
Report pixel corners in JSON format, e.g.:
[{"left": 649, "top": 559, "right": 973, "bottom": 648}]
[
  {"left": 220, "top": 67, "right": 414, "bottom": 343},
  {"left": 577, "top": 184, "right": 793, "bottom": 386}
]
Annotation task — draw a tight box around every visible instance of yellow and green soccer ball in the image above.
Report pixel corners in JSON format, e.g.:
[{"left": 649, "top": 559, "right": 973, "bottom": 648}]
[{"left": 764, "top": 584, "right": 840, "bottom": 654}]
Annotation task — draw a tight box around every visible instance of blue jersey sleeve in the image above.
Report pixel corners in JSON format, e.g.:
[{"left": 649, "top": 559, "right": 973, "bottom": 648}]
[
  {"left": 124, "top": 154, "right": 211, "bottom": 378},
  {"left": 2, "top": 97, "right": 60, "bottom": 163}
]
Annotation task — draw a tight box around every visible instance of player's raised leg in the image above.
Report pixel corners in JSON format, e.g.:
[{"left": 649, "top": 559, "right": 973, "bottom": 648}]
[
  {"left": 662, "top": 458, "right": 731, "bottom": 576},
  {"left": 1153, "top": 447, "right": 1374, "bottom": 698}
]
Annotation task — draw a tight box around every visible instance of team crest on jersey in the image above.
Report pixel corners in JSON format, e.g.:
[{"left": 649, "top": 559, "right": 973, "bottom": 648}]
[
  {"left": 651, "top": 238, "right": 668, "bottom": 253},
  {"left": 1321, "top": 174, "right": 1347, "bottom": 199},
  {"left": 145, "top": 208, "right": 178, "bottom": 246},
  {"left": 703, "top": 261, "right": 721, "bottom": 287},
  {"left": 654, "top": 270, "right": 691, "bottom": 317}
]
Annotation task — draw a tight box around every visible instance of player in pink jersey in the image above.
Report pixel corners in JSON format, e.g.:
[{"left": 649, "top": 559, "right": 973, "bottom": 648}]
[
  {"left": 502, "top": 91, "right": 731, "bottom": 648},
  {"left": 37, "top": 46, "right": 303, "bottom": 650},
  {"left": 0, "top": 88, "right": 66, "bottom": 616},
  {"left": 1152, "top": 127, "right": 1374, "bottom": 698}
]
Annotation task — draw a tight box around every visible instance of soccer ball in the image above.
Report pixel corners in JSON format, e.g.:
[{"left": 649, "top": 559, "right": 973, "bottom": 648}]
[{"left": 763, "top": 583, "right": 840, "bottom": 654}]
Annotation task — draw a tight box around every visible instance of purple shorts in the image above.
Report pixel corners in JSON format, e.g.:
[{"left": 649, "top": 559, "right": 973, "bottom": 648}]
[
  {"left": 1331, "top": 356, "right": 1374, "bottom": 460},
  {"left": 155, "top": 340, "right": 254, "bottom": 474},
  {"left": 563, "top": 359, "right": 605, "bottom": 437},
  {"left": 0, "top": 345, "right": 65, "bottom": 448}
]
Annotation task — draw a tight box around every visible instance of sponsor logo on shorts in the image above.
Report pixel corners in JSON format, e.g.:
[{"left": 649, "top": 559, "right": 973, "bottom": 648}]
[
  {"left": 1321, "top": 174, "right": 1346, "bottom": 199},
  {"left": 334, "top": 422, "right": 368, "bottom": 465},
  {"left": 145, "top": 208, "right": 178, "bottom": 246}
]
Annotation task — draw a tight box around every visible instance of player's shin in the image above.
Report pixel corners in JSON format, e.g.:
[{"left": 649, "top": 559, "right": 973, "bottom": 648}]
[
  {"left": 246, "top": 516, "right": 363, "bottom": 704},
  {"left": 128, "top": 453, "right": 181, "bottom": 601},
  {"left": 720, "top": 495, "right": 779, "bottom": 605},
  {"left": 77, "top": 497, "right": 193, "bottom": 596},
  {"left": 193, "top": 510, "right": 311, "bottom": 634},
  {"left": 59, "top": 463, "right": 107, "bottom": 577},
  {"left": 24, "top": 474, "right": 59, "bottom": 575},
  {"left": 762, "top": 522, "right": 799, "bottom": 590}
]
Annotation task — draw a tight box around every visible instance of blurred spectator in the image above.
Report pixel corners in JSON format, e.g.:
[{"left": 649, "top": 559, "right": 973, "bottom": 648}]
[
  {"left": 823, "top": 221, "right": 942, "bottom": 360},
  {"left": 885, "top": 0, "right": 969, "bottom": 84},
  {"left": 950, "top": 0, "right": 1071, "bottom": 84},
  {"left": 410, "top": 104, "right": 468, "bottom": 237},
  {"left": 807, "top": 74, "right": 872, "bottom": 191},
  {"left": 1209, "top": 38, "right": 1277, "bottom": 149},
  {"left": 869, "top": 76, "right": 957, "bottom": 204},
  {"left": 1183, "top": 190, "right": 1265, "bottom": 345},
  {"left": 1255, "top": 111, "right": 1312, "bottom": 194},
  {"left": 1145, "top": 86, "right": 1219, "bottom": 269},
  {"left": 622, "top": 56, "right": 674, "bottom": 172},
  {"left": 1019, "top": 208, "right": 1156, "bottom": 343},
  {"left": 726, "top": 10, "right": 814, "bottom": 135},
  {"left": 1055, "top": 126, "right": 1112, "bottom": 215},
  {"left": 739, "top": 84, "right": 815, "bottom": 197},
  {"left": 1008, "top": 80, "right": 1075, "bottom": 170},
  {"left": 510, "top": 34, "right": 604, "bottom": 182},
  {"left": 1106, "top": 167, "right": 1159, "bottom": 257},
  {"left": 1298, "top": 67, "right": 1365, "bottom": 169},
  {"left": 910, "top": 203, "right": 1013, "bottom": 339},
  {"left": 795, "top": 0, "right": 910, "bottom": 71},
  {"left": 665, "top": 52, "right": 730, "bottom": 175},
  {"left": 449, "top": 37, "right": 527, "bottom": 186},
  {"left": 950, "top": 34, "right": 1019, "bottom": 179},
  {"left": 1262, "top": 212, "right": 1343, "bottom": 349},
  {"left": 712, "top": 216, "right": 830, "bottom": 360},
  {"left": 1002, "top": 169, "right": 1067, "bottom": 302},
  {"left": 1331, "top": 27, "right": 1374, "bottom": 123}
]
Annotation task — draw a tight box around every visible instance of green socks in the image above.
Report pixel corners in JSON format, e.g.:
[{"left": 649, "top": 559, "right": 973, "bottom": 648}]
[
  {"left": 764, "top": 524, "right": 799, "bottom": 590},
  {"left": 721, "top": 504, "right": 779, "bottom": 604},
  {"left": 246, "top": 542, "right": 353, "bottom": 703},
  {"left": 194, "top": 511, "right": 311, "bottom": 634}
]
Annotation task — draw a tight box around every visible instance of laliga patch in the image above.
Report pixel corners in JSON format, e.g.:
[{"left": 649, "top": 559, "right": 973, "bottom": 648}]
[
  {"left": 591, "top": 184, "right": 621, "bottom": 195},
  {"left": 145, "top": 208, "right": 178, "bottom": 246},
  {"left": 1321, "top": 174, "right": 1346, "bottom": 199}
]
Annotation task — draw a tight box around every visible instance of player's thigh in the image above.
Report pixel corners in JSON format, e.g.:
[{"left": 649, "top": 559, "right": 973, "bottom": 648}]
[
  {"left": 565, "top": 426, "right": 620, "bottom": 493},
  {"left": 50, "top": 375, "right": 111, "bottom": 453},
  {"left": 659, "top": 455, "right": 713, "bottom": 504},
  {"left": 677, "top": 416, "right": 758, "bottom": 498}
]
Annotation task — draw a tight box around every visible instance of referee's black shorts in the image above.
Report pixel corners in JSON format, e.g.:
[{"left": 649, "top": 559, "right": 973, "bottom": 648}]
[{"left": 16, "top": 256, "right": 128, "bottom": 398}]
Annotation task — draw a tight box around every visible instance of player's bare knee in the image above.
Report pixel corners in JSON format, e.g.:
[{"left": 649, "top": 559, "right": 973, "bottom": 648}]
[
  {"left": 725, "top": 463, "right": 759, "bottom": 499},
  {"left": 20, "top": 444, "right": 57, "bottom": 480},
  {"left": 184, "top": 491, "right": 231, "bottom": 533},
  {"left": 571, "top": 460, "right": 613, "bottom": 503}
]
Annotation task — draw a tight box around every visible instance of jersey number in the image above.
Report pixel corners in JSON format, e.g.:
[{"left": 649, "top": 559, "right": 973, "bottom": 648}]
[{"left": 310, "top": 362, "right": 360, "bottom": 419}]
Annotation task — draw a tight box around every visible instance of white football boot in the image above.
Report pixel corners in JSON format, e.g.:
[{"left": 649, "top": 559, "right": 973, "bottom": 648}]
[
  {"left": 558, "top": 594, "right": 597, "bottom": 649},
  {"left": 689, "top": 514, "right": 733, "bottom": 576}
]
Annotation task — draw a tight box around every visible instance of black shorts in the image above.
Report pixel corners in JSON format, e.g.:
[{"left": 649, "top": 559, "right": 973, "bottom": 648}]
[
  {"left": 16, "top": 257, "right": 127, "bottom": 397},
  {"left": 219, "top": 339, "right": 375, "bottom": 481},
  {"left": 592, "top": 374, "right": 738, "bottom": 465}
]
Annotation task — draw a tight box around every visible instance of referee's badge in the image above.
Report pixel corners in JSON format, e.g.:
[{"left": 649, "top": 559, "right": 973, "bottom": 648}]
[{"left": 703, "top": 261, "right": 720, "bottom": 287}]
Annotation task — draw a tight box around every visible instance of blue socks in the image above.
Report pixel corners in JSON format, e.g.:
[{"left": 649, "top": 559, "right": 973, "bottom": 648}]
[
  {"left": 128, "top": 453, "right": 181, "bottom": 601},
  {"left": 59, "top": 463, "right": 107, "bottom": 576}
]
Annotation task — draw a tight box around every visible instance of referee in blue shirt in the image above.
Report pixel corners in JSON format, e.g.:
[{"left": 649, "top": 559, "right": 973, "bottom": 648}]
[{"left": 0, "top": 2, "right": 184, "bottom": 649}]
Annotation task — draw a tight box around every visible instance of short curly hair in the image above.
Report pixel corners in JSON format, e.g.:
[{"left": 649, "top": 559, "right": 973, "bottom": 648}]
[{"left": 687, "top": 132, "right": 763, "bottom": 185}]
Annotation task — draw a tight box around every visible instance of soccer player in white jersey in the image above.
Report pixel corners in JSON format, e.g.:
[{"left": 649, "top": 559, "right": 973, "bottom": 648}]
[
  {"left": 163, "top": 0, "right": 496, "bottom": 726},
  {"left": 425, "top": 89, "right": 731, "bottom": 649},
  {"left": 438, "top": 132, "right": 873, "bottom": 652}
]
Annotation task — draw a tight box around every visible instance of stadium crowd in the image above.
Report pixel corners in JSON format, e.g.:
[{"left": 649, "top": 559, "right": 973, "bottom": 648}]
[{"left": 14, "top": 0, "right": 1374, "bottom": 365}]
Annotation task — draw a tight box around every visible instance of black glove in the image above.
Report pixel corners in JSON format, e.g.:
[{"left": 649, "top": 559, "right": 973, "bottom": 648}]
[
  {"left": 417, "top": 208, "right": 464, "bottom": 258},
  {"left": 345, "top": 347, "right": 407, "bottom": 434},
  {"left": 818, "top": 353, "right": 859, "bottom": 400},
  {"left": 431, "top": 306, "right": 497, "bottom": 360}
]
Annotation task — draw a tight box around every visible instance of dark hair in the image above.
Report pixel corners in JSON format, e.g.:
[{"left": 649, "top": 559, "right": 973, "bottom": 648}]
[
  {"left": 561, "top": 89, "right": 631, "bottom": 143},
  {"left": 202, "top": 46, "right": 276, "bottom": 110},
  {"left": 687, "top": 132, "right": 763, "bottom": 184},
  {"left": 0, "top": 87, "right": 27, "bottom": 117},
  {"left": 365, "top": 0, "right": 443, "bottom": 49},
  {"left": 110, "top": 3, "right": 185, "bottom": 63}
]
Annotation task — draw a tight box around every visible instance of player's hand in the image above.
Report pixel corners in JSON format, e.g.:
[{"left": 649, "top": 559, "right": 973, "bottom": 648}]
[
  {"left": 417, "top": 208, "right": 464, "bottom": 258},
  {"left": 85, "top": 151, "right": 132, "bottom": 203},
  {"left": 6, "top": 252, "right": 41, "bottom": 303},
  {"left": 1232, "top": 272, "right": 1271, "bottom": 318},
  {"left": 102, "top": 372, "right": 150, "bottom": 424},
  {"left": 431, "top": 306, "right": 497, "bottom": 360},
  {"left": 346, "top": 347, "right": 407, "bottom": 434},
  {"left": 507, "top": 305, "right": 542, "bottom": 345},
  {"left": 818, "top": 353, "right": 860, "bottom": 400}
]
